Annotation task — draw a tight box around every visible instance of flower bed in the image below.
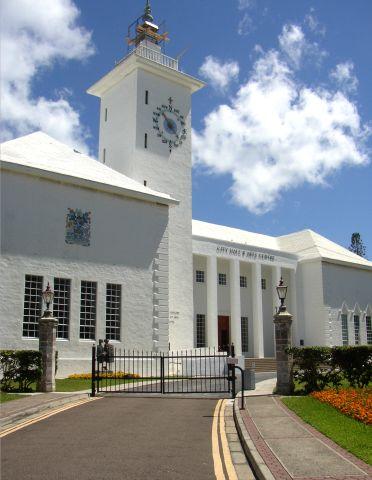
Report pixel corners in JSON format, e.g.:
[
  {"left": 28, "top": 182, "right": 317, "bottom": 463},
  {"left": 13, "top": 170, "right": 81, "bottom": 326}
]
[
  {"left": 68, "top": 372, "right": 141, "bottom": 380},
  {"left": 311, "top": 388, "right": 372, "bottom": 425}
]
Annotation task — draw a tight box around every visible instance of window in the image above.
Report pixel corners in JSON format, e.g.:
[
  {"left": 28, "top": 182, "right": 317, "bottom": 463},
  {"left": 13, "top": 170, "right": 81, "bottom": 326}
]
[
  {"left": 341, "top": 313, "right": 348, "bottom": 346},
  {"left": 196, "top": 270, "right": 205, "bottom": 283},
  {"left": 103, "top": 148, "right": 106, "bottom": 164},
  {"left": 366, "top": 316, "right": 372, "bottom": 345},
  {"left": 106, "top": 284, "right": 121, "bottom": 341},
  {"left": 105, "top": 107, "right": 108, "bottom": 122},
  {"left": 354, "top": 315, "right": 360, "bottom": 345},
  {"left": 54, "top": 278, "right": 71, "bottom": 340},
  {"left": 145, "top": 90, "right": 149, "bottom": 104},
  {"left": 196, "top": 314, "right": 206, "bottom": 348},
  {"left": 218, "top": 273, "right": 227, "bottom": 286},
  {"left": 144, "top": 133, "right": 148, "bottom": 149},
  {"left": 80, "top": 281, "right": 97, "bottom": 340},
  {"left": 261, "top": 278, "right": 266, "bottom": 290},
  {"left": 240, "top": 276, "right": 247, "bottom": 288},
  {"left": 23, "top": 275, "right": 43, "bottom": 338},
  {"left": 241, "top": 317, "right": 249, "bottom": 353}
]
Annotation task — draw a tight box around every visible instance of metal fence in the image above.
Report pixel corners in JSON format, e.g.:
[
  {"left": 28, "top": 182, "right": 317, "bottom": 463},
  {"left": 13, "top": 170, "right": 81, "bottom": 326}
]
[{"left": 91, "top": 347, "right": 232, "bottom": 396}]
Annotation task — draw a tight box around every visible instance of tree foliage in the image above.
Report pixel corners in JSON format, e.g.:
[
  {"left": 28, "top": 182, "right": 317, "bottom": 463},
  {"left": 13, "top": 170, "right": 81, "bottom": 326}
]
[{"left": 349, "top": 232, "right": 367, "bottom": 258}]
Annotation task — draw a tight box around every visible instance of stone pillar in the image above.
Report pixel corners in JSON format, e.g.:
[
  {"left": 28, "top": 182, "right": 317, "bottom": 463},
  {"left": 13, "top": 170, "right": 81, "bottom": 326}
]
[
  {"left": 39, "top": 312, "right": 58, "bottom": 392},
  {"left": 274, "top": 309, "right": 294, "bottom": 395},
  {"left": 207, "top": 255, "right": 218, "bottom": 348},
  {"left": 230, "top": 258, "right": 242, "bottom": 354},
  {"left": 251, "top": 263, "right": 264, "bottom": 358}
]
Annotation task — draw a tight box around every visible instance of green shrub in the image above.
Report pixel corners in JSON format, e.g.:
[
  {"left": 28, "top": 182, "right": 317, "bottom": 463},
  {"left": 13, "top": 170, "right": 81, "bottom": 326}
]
[
  {"left": 0, "top": 350, "right": 42, "bottom": 392},
  {"left": 287, "top": 345, "right": 372, "bottom": 393},
  {"left": 332, "top": 346, "right": 372, "bottom": 388},
  {"left": 287, "top": 346, "right": 341, "bottom": 394}
]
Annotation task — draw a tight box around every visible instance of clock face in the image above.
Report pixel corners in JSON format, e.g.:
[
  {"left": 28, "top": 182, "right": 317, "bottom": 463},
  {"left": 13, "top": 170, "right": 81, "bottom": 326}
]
[{"left": 153, "top": 97, "right": 187, "bottom": 152}]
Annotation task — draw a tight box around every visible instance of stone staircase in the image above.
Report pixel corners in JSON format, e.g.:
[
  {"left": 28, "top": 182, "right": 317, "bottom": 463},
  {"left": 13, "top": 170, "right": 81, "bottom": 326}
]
[{"left": 245, "top": 357, "right": 277, "bottom": 372}]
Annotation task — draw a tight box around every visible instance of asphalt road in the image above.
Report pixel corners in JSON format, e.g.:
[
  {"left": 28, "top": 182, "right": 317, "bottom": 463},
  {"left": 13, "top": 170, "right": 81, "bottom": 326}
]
[{"left": 1, "top": 397, "right": 219, "bottom": 480}]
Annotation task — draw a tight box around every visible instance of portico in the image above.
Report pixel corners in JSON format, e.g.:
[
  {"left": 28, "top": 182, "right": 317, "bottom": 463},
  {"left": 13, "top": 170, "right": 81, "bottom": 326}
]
[{"left": 193, "top": 220, "right": 298, "bottom": 358}]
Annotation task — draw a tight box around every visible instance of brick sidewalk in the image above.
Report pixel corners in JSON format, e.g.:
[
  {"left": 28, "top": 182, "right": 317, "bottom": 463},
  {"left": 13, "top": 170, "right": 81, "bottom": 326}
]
[{"left": 235, "top": 395, "right": 371, "bottom": 480}]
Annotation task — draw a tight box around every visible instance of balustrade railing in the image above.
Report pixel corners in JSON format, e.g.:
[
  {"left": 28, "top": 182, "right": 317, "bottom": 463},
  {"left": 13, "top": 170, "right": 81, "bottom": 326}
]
[{"left": 117, "top": 45, "right": 179, "bottom": 71}]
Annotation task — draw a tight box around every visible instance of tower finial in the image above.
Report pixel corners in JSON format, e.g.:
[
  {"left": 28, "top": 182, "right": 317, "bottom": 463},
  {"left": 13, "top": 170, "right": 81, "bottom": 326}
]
[{"left": 142, "top": 0, "right": 154, "bottom": 23}]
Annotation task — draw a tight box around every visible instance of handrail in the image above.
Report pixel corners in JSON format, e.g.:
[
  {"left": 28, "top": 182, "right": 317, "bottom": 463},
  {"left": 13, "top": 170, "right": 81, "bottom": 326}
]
[{"left": 116, "top": 45, "right": 179, "bottom": 71}]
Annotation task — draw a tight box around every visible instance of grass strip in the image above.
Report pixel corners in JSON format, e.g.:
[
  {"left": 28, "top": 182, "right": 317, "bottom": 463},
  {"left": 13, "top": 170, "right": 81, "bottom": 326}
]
[
  {"left": 55, "top": 378, "right": 139, "bottom": 392},
  {"left": 0, "top": 392, "right": 30, "bottom": 403},
  {"left": 281, "top": 396, "right": 372, "bottom": 465}
]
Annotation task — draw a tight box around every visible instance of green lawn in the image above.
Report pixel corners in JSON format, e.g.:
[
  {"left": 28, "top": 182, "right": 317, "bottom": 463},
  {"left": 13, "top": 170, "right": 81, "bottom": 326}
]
[
  {"left": 55, "top": 378, "right": 139, "bottom": 392},
  {"left": 282, "top": 396, "right": 372, "bottom": 465},
  {"left": 1, "top": 378, "right": 140, "bottom": 394},
  {"left": 0, "top": 392, "right": 29, "bottom": 403}
]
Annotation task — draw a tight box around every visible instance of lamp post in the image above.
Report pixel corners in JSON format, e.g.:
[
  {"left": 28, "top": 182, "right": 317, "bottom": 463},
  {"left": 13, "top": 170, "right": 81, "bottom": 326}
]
[
  {"left": 39, "top": 282, "right": 58, "bottom": 392},
  {"left": 274, "top": 277, "right": 294, "bottom": 395}
]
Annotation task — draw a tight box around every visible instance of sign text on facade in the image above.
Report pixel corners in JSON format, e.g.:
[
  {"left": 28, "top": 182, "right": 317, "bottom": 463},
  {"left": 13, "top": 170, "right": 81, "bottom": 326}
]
[{"left": 216, "top": 245, "right": 275, "bottom": 262}]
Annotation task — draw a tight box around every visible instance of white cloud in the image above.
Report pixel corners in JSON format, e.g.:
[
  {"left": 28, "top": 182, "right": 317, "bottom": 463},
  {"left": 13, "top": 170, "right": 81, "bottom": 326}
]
[
  {"left": 238, "top": 13, "right": 255, "bottom": 36},
  {"left": 330, "top": 62, "right": 358, "bottom": 94},
  {"left": 199, "top": 56, "right": 240, "bottom": 92},
  {"left": 279, "top": 23, "right": 326, "bottom": 69},
  {"left": 193, "top": 41, "right": 369, "bottom": 214},
  {"left": 238, "top": 0, "right": 255, "bottom": 10},
  {"left": 0, "top": 0, "right": 95, "bottom": 153},
  {"left": 305, "top": 10, "right": 326, "bottom": 36}
]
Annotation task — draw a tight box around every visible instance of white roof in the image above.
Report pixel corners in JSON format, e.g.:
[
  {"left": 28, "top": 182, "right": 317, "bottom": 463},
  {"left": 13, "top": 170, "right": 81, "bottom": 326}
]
[
  {"left": 192, "top": 220, "right": 372, "bottom": 270},
  {"left": 192, "top": 219, "right": 280, "bottom": 251},
  {"left": 278, "top": 230, "right": 372, "bottom": 268},
  {"left": 0, "top": 132, "right": 177, "bottom": 206}
]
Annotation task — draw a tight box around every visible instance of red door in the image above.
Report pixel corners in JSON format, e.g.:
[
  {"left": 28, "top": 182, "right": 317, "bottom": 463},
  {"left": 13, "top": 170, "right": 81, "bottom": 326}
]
[{"left": 218, "top": 316, "right": 230, "bottom": 352}]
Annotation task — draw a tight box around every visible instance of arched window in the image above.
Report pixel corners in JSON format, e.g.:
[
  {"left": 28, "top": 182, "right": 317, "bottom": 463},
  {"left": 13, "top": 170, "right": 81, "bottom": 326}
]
[
  {"left": 365, "top": 305, "right": 372, "bottom": 345},
  {"left": 340, "top": 303, "right": 349, "bottom": 346},
  {"left": 353, "top": 304, "right": 362, "bottom": 345}
]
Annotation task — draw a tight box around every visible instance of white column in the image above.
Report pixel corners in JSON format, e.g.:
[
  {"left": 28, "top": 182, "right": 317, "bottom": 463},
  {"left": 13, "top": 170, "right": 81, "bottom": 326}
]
[
  {"left": 289, "top": 269, "right": 298, "bottom": 345},
  {"left": 272, "top": 266, "right": 281, "bottom": 314},
  {"left": 251, "top": 262, "right": 264, "bottom": 358},
  {"left": 207, "top": 255, "right": 218, "bottom": 348},
  {"left": 230, "top": 258, "right": 242, "bottom": 355},
  {"left": 272, "top": 266, "right": 281, "bottom": 356}
]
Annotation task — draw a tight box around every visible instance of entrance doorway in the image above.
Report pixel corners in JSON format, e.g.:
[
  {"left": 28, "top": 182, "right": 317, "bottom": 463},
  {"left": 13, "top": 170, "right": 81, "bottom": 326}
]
[{"left": 218, "top": 316, "right": 230, "bottom": 352}]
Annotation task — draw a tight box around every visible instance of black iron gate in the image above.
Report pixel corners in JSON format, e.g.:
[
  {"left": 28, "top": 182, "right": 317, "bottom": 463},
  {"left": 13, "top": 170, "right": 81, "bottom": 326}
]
[{"left": 91, "top": 346, "right": 235, "bottom": 397}]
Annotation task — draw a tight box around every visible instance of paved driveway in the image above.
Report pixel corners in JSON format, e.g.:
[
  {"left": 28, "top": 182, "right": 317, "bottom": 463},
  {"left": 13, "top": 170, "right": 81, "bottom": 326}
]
[{"left": 2, "top": 397, "right": 219, "bottom": 480}]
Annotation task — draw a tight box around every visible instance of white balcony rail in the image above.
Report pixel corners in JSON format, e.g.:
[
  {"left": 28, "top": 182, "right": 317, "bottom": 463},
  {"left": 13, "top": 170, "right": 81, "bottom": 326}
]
[{"left": 117, "top": 45, "right": 179, "bottom": 71}]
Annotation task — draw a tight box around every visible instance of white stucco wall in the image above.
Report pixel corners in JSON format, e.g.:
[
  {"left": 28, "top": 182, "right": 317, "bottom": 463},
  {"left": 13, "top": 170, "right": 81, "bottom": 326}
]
[
  {"left": 296, "top": 261, "right": 328, "bottom": 346},
  {"left": 322, "top": 262, "right": 372, "bottom": 346},
  {"left": 0, "top": 171, "right": 169, "bottom": 376}
]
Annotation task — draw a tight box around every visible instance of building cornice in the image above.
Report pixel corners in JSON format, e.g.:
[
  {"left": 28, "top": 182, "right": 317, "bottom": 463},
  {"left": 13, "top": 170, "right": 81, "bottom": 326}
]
[
  {"left": 87, "top": 51, "right": 205, "bottom": 98},
  {"left": 1, "top": 160, "right": 178, "bottom": 207}
]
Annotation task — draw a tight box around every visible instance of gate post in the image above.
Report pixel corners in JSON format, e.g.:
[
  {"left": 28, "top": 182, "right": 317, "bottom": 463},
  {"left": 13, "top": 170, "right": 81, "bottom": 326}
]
[
  {"left": 160, "top": 355, "right": 165, "bottom": 394},
  {"left": 91, "top": 344, "right": 96, "bottom": 397}
]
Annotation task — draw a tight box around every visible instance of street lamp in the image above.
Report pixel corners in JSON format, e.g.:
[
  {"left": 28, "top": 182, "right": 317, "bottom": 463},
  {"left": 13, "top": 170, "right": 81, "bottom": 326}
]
[
  {"left": 42, "top": 282, "right": 54, "bottom": 316},
  {"left": 276, "top": 277, "right": 287, "bottom": 312}
]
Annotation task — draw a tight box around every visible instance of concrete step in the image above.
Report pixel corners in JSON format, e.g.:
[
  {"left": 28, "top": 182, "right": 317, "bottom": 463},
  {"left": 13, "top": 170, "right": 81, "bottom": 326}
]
[{"left": 245, "top": 357, "right": 277, "bottom": 372}]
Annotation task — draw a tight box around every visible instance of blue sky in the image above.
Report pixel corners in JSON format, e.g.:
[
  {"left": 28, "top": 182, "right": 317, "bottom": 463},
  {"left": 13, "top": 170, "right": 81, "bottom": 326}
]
[{"left": 1, "top": 0, "right": 371, "bottom": 256}]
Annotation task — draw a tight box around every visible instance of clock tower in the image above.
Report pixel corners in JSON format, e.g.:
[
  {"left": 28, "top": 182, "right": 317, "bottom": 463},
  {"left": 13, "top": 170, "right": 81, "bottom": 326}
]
[{"left": 87, "top": 2, "right": 204, "bottom": 350}]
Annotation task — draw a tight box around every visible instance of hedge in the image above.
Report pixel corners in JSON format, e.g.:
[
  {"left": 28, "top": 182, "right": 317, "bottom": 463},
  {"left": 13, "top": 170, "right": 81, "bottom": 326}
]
[
  {"left": 0, "top": 350, "right": 42, "bottom": 392},
  {"left": 287, "top": 346, "right": 372, "bottom": 393}
]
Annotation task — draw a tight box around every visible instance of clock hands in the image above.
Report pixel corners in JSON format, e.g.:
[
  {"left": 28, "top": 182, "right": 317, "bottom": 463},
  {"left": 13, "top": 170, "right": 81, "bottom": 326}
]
[{"left": 162, "top": 112, "right": 177, "bottom": 134}]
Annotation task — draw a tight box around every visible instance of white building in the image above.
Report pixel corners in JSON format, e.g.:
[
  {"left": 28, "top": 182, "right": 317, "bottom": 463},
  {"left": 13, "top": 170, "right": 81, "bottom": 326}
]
[{"left": 1, "top": 4, "right": 371, "bottom": 375}]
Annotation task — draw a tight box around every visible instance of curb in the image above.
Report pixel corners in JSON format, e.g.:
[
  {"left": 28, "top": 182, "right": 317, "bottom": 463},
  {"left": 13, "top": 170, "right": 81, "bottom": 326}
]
[
  {"left": 0, "top": 393, "right": 89, "bottom": 429},
  {"left": 233, "top": 397, "right": 275, "bottom": 480}
]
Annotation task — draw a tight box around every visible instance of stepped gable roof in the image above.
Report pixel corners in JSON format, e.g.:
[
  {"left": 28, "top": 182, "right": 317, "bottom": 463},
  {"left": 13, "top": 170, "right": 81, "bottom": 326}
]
[
  {"left": 278, "top": 229, "right": 372, "bottom": 269},
  {"left": 192, "top": 219, "right": 280, "bottom": 251},
  {"left": 0, "top": 131, "right": 177, "bottom": 206}
]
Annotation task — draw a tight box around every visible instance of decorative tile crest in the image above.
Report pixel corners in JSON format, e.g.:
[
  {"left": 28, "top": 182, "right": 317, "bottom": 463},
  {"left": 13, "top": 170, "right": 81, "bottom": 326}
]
[{"left": 65, "top": 208, "right": 91, "bottom": 247}]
